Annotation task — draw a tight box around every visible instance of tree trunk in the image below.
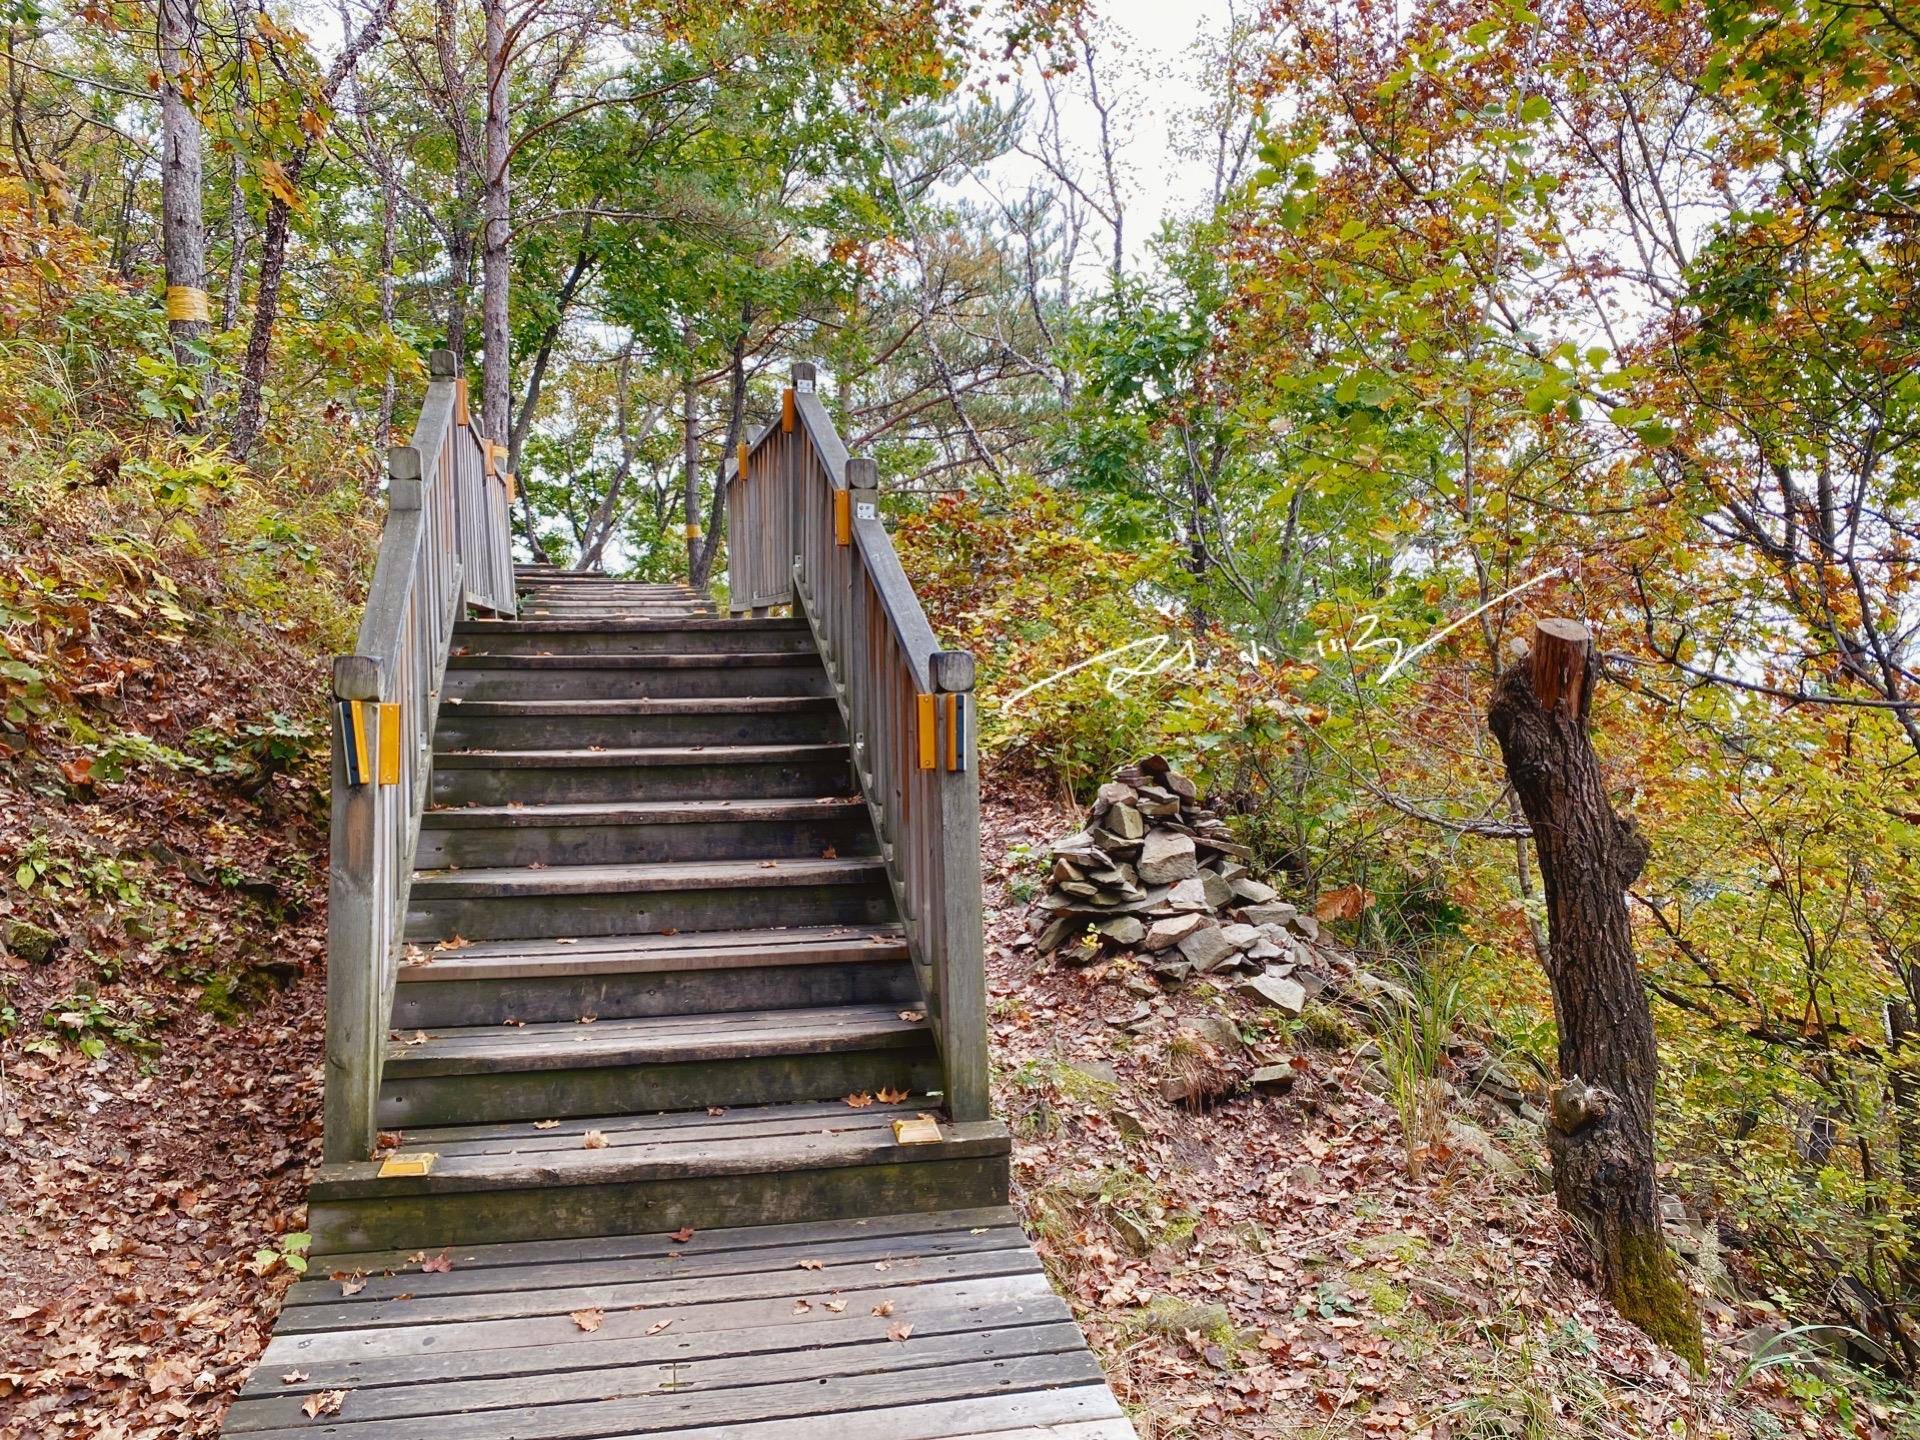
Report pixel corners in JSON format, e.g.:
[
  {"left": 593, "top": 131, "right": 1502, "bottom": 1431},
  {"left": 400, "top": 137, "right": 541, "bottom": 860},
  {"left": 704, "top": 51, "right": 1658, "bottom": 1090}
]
[
  {"left": 690, "top": 329, "right": 746, "bottom": 592},
  {"left": 375, "top": 164, "right": 397, "bottom": 444},
  {"left": 157, "top": 0, "right": 208, "bottom": 423},
  {"left": 221, "top": 147, "right": 245, "bottom": 331},
  {"left": 480, "top": 0, "right": 510, "bottom": 441},
  {"left": 681, "top": 344, "right": 701, "bottom": 579},
  {"left": 1486, "top": 618, "right": 1704, "bottom": 1370},
  {"left": 229, "top": 197, "right": 291, "bottom": 459}
]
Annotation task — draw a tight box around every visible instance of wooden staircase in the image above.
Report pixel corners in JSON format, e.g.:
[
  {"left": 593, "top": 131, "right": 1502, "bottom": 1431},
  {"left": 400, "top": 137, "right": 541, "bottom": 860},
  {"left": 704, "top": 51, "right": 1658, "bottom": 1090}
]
[
  {"left": 226, "top": 361, "right": 1133, "bottom": 1437},
  {"left": 307, "top": 568, "right": 1011, "bottom": 1254}
]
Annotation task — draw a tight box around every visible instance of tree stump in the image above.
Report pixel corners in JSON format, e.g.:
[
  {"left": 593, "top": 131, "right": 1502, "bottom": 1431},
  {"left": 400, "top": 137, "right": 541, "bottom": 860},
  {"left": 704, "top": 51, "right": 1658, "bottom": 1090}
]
[{"left": 1487, "top": 618, "right": 1704, "bottom": 1369}]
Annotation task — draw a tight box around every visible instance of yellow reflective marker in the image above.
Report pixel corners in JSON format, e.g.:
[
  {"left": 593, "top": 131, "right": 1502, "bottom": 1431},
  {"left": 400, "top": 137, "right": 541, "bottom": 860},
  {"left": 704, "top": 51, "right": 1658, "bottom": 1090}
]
[
  {"left": 377, "top": 702, "right": 401, "bottom": 786},
  {"left": 917, "top": 694, "right": 936, "bottom": 770},
  {"left": 377, "top": 1152, "right": 436, "bottom": 1177},
  {"left": 892, "top": 1116, "right": 942, "bottom": 1145}
]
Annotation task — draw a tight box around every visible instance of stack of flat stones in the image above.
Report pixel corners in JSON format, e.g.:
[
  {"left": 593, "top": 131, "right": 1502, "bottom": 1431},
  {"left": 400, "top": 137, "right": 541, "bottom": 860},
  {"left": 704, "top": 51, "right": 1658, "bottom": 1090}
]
[{"left": 1028, "top": 755, "right": 1324, "bottom": 1015}]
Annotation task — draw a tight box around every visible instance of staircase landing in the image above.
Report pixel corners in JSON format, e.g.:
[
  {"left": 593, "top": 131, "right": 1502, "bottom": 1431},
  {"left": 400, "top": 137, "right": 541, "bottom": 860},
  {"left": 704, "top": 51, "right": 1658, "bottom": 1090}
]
[{"left": 226, "top": 1208, "right": 1133, "bottom": 1438}]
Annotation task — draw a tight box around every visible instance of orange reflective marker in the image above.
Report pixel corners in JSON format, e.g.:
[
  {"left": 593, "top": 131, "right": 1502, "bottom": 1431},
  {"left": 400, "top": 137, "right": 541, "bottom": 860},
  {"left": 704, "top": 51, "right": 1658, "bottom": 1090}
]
[{"left": 917, "top": 694, "right": 937, "bottom": 769}]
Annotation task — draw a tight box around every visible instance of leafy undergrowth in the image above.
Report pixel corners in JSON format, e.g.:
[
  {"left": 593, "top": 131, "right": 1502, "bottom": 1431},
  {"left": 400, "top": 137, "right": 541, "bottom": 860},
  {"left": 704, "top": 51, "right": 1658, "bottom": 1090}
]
[
  {"left": 981, "top": 784, "right": 1911, "bottom": 1440},
  {"left": 0, "top": 435, "right": 365, "bottom": 1437}
]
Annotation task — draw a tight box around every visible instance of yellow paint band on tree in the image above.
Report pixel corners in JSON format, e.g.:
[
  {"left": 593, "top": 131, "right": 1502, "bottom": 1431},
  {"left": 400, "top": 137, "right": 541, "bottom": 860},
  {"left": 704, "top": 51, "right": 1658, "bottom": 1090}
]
[
  {"left": 685, "top": 524, "right": 702, "bottom": 539},
  {"left": 165, "top": 285, "right": 210, "bottom": 323}
]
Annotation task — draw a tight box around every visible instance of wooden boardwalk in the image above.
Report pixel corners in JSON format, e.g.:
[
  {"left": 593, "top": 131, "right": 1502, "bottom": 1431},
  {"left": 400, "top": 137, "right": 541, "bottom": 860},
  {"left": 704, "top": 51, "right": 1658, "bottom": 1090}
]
[{"left": 226, "top": 1207, "right": 1132, "bottom": 1438}]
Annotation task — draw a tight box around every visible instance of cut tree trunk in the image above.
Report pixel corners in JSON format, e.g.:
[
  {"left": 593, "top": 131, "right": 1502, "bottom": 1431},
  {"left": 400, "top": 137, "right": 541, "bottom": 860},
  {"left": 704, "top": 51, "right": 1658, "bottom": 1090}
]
[{"left": 1486, "top": 617, "right": 1704, "bottom": 1370}]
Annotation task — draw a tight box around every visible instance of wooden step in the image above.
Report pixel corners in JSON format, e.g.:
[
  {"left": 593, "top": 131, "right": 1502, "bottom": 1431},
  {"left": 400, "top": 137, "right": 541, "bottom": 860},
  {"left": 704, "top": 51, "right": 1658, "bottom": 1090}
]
[
  {"left": 377, "top": 1004, "right": 940, "bottom": 1127},
  {"left": 393, "top": 923, "right": 915, "bottom": 1027},
  {"left": 445, "top": 653, "right": 830, "bottom": 700},
  {"left": 436, "top": 696, "right": 844, "bottom": 751},
  {"left": 417, "top": 796, "right": 874, "bottom": 868},
  {"left": 235, "top": 1209, "right": 1119, "bottom": 1440},
  {"left": 455, "top": 617, "right": 813, "bottom": 656},
  {"left": 311, "top": 1102, "right": 1009, "bottom": 1252},
  {"left": 406, "top": 854, "right": 893, "bottom": 942},
  {"left": 429, "top": 742, "right": 853, "bottom": 805}
]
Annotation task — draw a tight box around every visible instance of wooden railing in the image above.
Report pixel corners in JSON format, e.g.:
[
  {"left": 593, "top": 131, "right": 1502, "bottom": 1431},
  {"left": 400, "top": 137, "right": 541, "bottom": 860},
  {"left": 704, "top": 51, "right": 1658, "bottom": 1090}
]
[
  {"left": 726, "top": 363, "right": 989, "bottom": 1121},
  {"left": 323, "top": 350, "right": 517, "bottom": 1163}
]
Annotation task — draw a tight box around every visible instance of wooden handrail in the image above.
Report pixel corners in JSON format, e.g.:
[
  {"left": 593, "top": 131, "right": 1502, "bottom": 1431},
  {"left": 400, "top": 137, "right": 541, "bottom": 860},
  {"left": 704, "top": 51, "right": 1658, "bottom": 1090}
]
[
  {"left": 323, "top": 350, "right": 517, "bottom": 1163},
  {"left": 725, "top": 362, "right": 988, "bottom": 1121}
]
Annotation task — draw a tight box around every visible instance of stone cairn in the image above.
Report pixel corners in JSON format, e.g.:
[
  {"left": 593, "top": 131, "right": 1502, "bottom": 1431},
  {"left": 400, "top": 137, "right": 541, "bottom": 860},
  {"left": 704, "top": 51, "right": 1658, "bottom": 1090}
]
[{"left": 1027, "top": 755, "right": 1323, "bottom": 1015}]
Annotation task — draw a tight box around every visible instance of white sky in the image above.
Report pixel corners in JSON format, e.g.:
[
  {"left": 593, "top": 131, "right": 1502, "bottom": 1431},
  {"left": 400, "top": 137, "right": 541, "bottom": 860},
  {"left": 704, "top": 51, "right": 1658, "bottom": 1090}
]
[{"left": 974, "top": 0, "right": 1239, "bottom": 274}]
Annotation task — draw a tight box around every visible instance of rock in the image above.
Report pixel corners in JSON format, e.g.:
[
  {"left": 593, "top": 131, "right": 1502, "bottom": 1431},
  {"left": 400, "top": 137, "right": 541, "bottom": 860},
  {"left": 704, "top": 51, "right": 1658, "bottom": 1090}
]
[
  {"left": 1177, "top": 922, "right": 1238, "bottom": 972},
  {"left": 1241, "top": 972, "right": 1308, "bottom": 1016},
  {"left": 1058, "top": 934, "right": 1102, "bottom": 966},
  {"left": 1240, "top": 902, "right": 1298, "bottom": 927},
  {"left": 1051, "top": 831, "right": 1103, "bottom": 860},
  {"left": 1106, "top": 804, "right": 1147, "bottom": 841},
  {"left": 1151, "top": 958, "right": 1193, "bottom": 984},
  {"left": 1229, "top": 876, "right": 1279, "bottom": 904},
  {"left": 1136, "top": 791, "right": 1181, "bottom": 819},
  {"left": 1289, "top": 913, "right": 1321, "bottom": 941},
  {"left": 1219, "top": 923, "right": 1261, "bottom": 950},
  {"left": 1069, "top": 1059, "right": 1120, "bottom": 1087},
  {"left": 1251, "top": 1061, "right": 1298, "bottom": 1094},
  {"left": 1094, "top": 780, "right": 1137, "bottom": 811},
  {"left": 1246, "top": 939, "right": 1282, "bottom": 961},
  {"left": 1090, "top": 828, "right": 1142, "bottom": 857},
  {"left": 1144, "top": 913, "right": 1206, "bottom": 951},
  {"left": 4, "top": 920, "right": 61, "bottom": 965},
  {"left": 1167, "top": 877, "right": 1213, "bottom": 911},
  {"left": 1198, "top": 870, "right": 1233, "bottom": 909},
  {"left": 1136, "top": 829, "right": 1198, "bottom": 885},
  {"left": 1215, "top": 860, "right": 1250, "bottom": 884},
  {"left": 1050, "top": 858, "right": 1087, "bottom": 885},
  {"left": 1138, "top": 753, "right": 1172, "bottom": 776},
  {"left": 1105, "top": 1001, "right": 1153, "bottom": 1028},
  {"left": 1190, "top": 1013, "right": 1244, "bottom": 1053},
  {"left": 1349, "top": 970, "right": 1415, "bottom": 1011},
  {"left": 1164, "top": 770, "right": 1197, "bottom": 801},
  {"left": 1096, "top": 916, "right": 1146, "bottom": 947}
]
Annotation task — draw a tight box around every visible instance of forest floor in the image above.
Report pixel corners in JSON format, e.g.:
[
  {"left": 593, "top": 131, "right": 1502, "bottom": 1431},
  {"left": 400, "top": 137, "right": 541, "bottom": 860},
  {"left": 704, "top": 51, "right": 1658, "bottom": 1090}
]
[{"left": 0, "top": 756, "right": 1900, "bottom": 1438}]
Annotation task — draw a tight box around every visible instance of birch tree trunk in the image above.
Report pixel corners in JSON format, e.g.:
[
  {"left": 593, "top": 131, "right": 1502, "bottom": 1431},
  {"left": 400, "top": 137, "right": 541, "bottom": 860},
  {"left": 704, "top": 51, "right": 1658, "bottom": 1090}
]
[
  {"left": 157, "top": 0, "right": 208, "bottom": 425},
  {"left": 1486, "top": 618, "right": 1705, "bottom": 1370},
  {"left": 480, "top": 0, "right": 511, "bottom": 441}
]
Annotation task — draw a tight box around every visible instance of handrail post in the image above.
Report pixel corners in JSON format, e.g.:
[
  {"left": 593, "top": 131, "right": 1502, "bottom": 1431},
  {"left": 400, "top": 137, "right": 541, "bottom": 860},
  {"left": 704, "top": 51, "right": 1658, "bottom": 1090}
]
[
  {"left": 324, "top": 654, "right": 383, "bottom": 1164},
  {"left": 930, "top": 648, "right": 988, "bottom": 1121},
  {"left": 789, "top": 361, "right": 816, "bottom": 613}
]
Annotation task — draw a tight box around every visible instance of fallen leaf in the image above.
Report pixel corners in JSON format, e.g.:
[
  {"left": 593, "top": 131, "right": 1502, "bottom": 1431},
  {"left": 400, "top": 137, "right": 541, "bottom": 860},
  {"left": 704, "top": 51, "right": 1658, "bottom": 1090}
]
[
  {"left": 898, "top": 1009, "right": 924, "bottom": 1022},
  {"left": 887, "top": 1322, "right": 914, "bottom": 1342},
  {"left": 420, "top": 1253, "right": 453, "bottom": 1274},
  {"left": 876, "top": 1086, "right": 909, "bottom": 1103},
  {"left": 533, "top": 1119, "right": 560, "bottom": 1130},
  {"left": 583, "top": 1130, "right": 609, "bottom": 1149},
  {"left": 280, "top": 1370, "right": 309, "bottom": 1384},
  {"left": 669, "top": 1227, "right": 694, "bottom": 1243},
  {"left": 302, "top": 1390, "right": 348, "bottom": 1418},
  {"left": 844, "top": 1092, "right": 875, "bottom": 1109},
  {"left": 337, "top": 1274, "right": 366, "bottom": 1297},
  {"left": 570, "top": 1308, "right": 604, "bottom": 1332},
  {"left": 646, "top": 1318, "right": 673, "bottom": 1335},
  {"left": 797, "top": 1258, "right": 824, "bottom": 1270},
  {"left": 824, "top": 1298, "right": 847, "bottom": 1313},
  {"left": 792, "top": 1297, "right": 812, "bottom": 1314},
  {"left": 871, "top": 1300, "right": 895, "bottom": 1317}
]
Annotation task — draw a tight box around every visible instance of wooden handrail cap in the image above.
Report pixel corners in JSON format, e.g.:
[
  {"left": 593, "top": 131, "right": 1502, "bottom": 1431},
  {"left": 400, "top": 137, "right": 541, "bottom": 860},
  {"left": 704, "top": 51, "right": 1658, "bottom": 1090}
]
[{"left": 931, "top": 650, "right": 976, "bottom": 693}]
